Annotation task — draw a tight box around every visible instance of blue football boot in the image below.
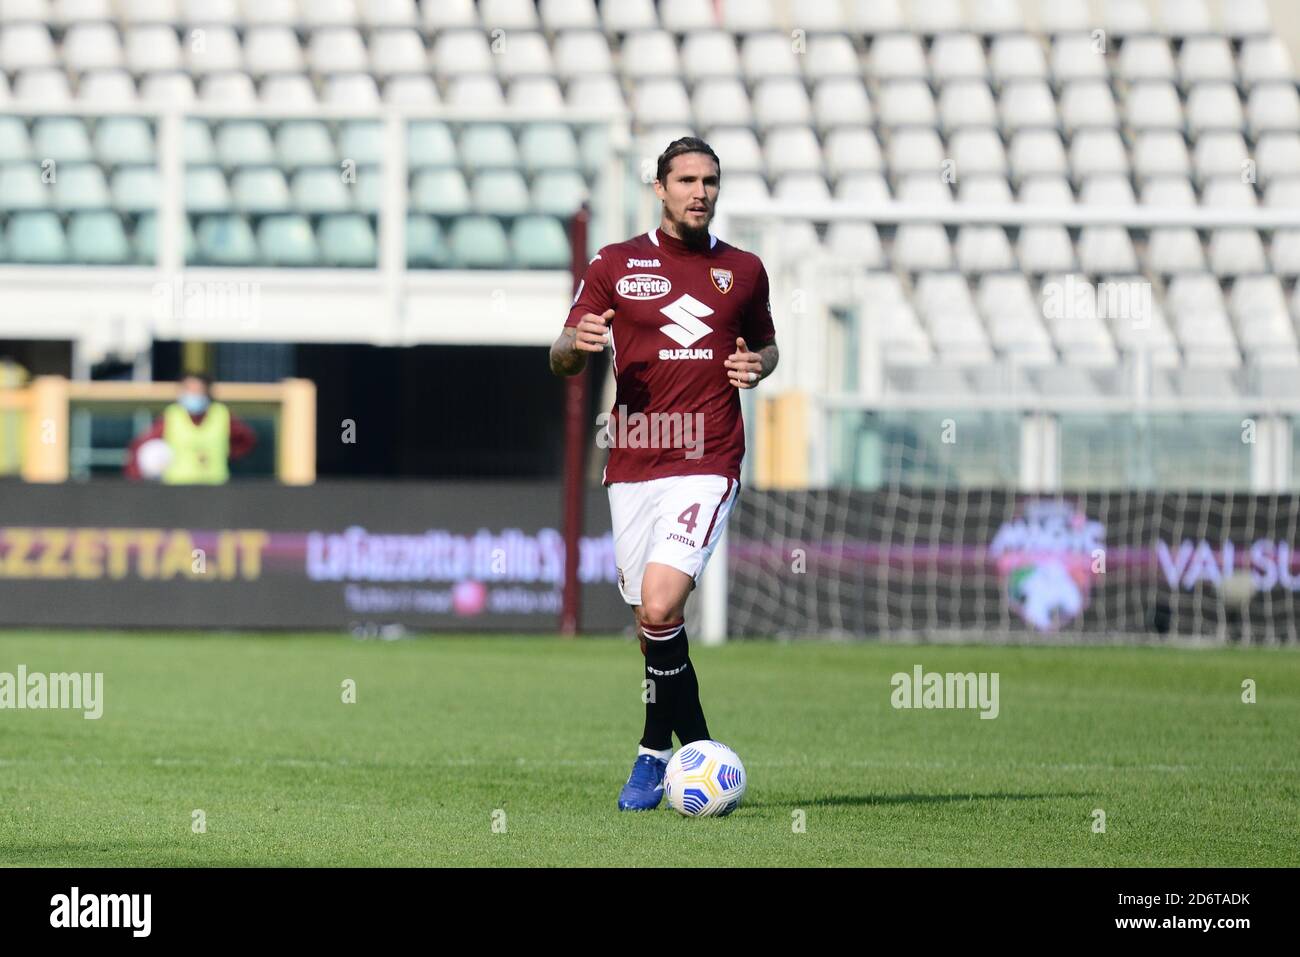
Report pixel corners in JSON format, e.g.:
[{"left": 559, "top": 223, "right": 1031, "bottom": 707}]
[{"left": 618, "top": 753, "right": 667, "bottom": 811}]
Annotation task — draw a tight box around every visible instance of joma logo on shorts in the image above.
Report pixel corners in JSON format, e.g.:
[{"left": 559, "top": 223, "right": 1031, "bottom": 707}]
[
  {"left": 667, "top": 533, "right": 695, "bottom": 547},
  {"left": 617, "top": 274, "right": 671, "bottom": 300}
]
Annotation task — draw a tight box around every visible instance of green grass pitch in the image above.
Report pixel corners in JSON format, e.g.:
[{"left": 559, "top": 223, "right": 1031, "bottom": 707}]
[{"left": 0, "top": 631, "right": 1297, "bottom": 867}]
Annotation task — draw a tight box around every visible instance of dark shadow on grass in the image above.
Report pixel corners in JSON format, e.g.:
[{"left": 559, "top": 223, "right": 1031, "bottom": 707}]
[{"left": 744, "top": 791, "right": 1096, "bottom": 809}]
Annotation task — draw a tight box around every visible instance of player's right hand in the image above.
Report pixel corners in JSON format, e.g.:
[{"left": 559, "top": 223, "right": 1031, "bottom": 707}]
[{"left": 574, "top": 308, "right": 614, "bottom": 352}]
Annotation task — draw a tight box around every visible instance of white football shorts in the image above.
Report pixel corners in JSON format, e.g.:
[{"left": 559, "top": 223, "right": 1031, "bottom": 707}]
[{"left": 607, "top": 473, "right": 741, "bottom": 607}]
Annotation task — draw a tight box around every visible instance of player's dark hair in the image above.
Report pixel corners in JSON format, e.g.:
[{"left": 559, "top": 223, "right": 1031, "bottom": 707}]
[
  {"left": 655, "top": 137, "right": 721, "bottom": 185},
  {"left": 180, "top": 370, "right": 214, "bottom": 391}
]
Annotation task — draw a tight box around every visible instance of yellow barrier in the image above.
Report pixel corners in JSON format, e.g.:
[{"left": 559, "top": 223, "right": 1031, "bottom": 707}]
[
  {"left": 0, "top": 376, "right": 316, "bottom": 484},
  {"left": 754, "top": 391, "right": 809, "bottom": 489}
]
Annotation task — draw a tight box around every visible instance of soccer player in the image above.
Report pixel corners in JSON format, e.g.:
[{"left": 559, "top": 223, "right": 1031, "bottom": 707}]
[{"left": 549, "top": 137, "right": 779, "bottom": 810}]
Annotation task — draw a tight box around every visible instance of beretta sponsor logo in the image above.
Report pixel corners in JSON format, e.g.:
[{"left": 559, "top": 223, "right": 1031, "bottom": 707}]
[{"left": 616, "top": 274, "right": 672, "bottom": 300}]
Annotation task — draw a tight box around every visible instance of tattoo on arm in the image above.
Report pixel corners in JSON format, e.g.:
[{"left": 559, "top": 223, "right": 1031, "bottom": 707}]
[
  {"left": 550, "top": 328, "right": 587, "bottom": 377},
  {"left": 756, "top": 341, "right": 779, "bottom": 381}
]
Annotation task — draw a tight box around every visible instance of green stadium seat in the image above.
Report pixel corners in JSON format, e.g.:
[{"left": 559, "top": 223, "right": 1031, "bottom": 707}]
[
  {"left": 448, "top": 215, "right": 510, "bottom": 269},
  {"left": 579, "top": 125, "right": 609, "bottom": 174},
  {"left": 406, "top": 214, "right": 449, "bottom": 268},
  {"left": 133, "top": 213, "right": 198, "bottom": 265},
  {"left": 352, "top": 164, "right": 381, "bottom": 213},
  {"left": 93, "top": 117, "right": 155, "bottom": 167},
  {"left": 184, "top": 119, "right": 217, "bottom": 165},
  {"left": 231, "top": 167, "right": 291, "bottom": 213},
  {"left": 519, "top": 123, "right": 580, "bottom": 173},
  {"left": 510, "top": 214, "right": 570, "bottom": 268},
  {"left": 215, "top": 120, "right": 276, "bottom": 168},
  {"left": 530, "top": 169, "right": 588, "bottom": 216},
  {"left": 275, "top": 120, "right": 337, "bottom": 169},
  {"left": 318, "top": 213, "right": 377, "bottom": 267},
  {"left": 111, "top": 165, "right": 160, "bottom": 213},
  {"left": 291, "top": 166, "right": 352, "bottom": 213},
  {"left": 32, "top": 118, "right": 93, "bottom": 163},
  {"left": 339, "top": 120, "right": 383, "bottom": 165},
  {"left": 185, "top": 166, "right": 232, "bottom": 213},
  {"left": 407, "top": 121, "right": 457, "bottom": 168},
  {"left": 256, "top": 214, "right": 320, "bottom": 266},
  {"left": 0, "top": 163, "right": 50, "bottom": 211},
  {"left": 471, "top": 170, "right": 530, "bottom": 215},
  {"left": 458, "top": 124, "right": 519, "bottom": 171},
  {"left": 53, "top": 163, "right": 111, "bottom": 210},
  {"left": 5, "top": 211, "right": 69, "bottom": 263},
  {"left": 196, "top": 214, "right": 258, "bottom": 265},
  {"left": 68, "top": 211, "right": 130, "bottom": 264},
  {"left": 0, "top": 117, "right": 33, "bottom": 162},
  {"left": 410, "top": 168, "right": 470, "bottom": 215}
]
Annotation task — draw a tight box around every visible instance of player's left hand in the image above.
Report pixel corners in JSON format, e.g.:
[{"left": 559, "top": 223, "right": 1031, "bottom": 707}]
[{"left": 725, "top": 337, "right": 763, "bottom": 389}]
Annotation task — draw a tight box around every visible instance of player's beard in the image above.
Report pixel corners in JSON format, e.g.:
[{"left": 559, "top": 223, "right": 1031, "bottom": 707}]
[{"left": 674, "top": 211, "right": 713, "bottom": 251}]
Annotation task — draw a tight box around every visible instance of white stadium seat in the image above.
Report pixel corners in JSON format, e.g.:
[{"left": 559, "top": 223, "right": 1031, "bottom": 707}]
[
  {"left": 763, "top": 126, "right": 824, "bottom": 178},
  {"left": 889, "top": 129, "right": 946, "bottom": 175},
  {"left": 999, "top": 81, "right": 1059, "bottom": 132},
  {"left": 63, "top": 23, "right": 123, "bottom": 73},
  {"left": 1178, "top": 37, "right": 1235, "bottom": 87},
  {"left": 971, "top": 0, "right": 1025, "bottom": 34},
  {"left": 621, "top": 30, "right": 680, "bottom": 79},
  {"left": 243, "top": 27, "right": 304, "bottom": 75},
  {"left": 931, "top": 34, "right": 988, "bottom": 83},
  {"left": 1239, "top": 37, "right": 1294, "bottom": 86},
  {"left": 1009, "top": 130, "right": 1068, "bottom": 181},
  {"left": 480, "top": 0, "right": 539, "bottom": 31},
  {"left": 692, "top": 78, "right": 754, "bottom": 129},
  {"left": 1124, "top": 82, "right": 1184, "bottom": 130},
  {"left": 679, "top": 31, "right": 739, "bottom": 81},
  {"left": 1132, "top": 131, "right": 1191, "bottom": 180},
  {"left": 940, "top": 81, "right": 999, "bottom": 132},
  {"left": 752, "top": 77, "right": 813, "bottom": 128},
  {"left": 869, "top": 34, "right": 927, "bottom": 82},
  {"left": 540, "top": 0, "right": 598, "bottom": 32},
  {"left": 909, "top": 0, "right": 963, "bottom": 34},
  {"left": 1040, "top": 0, "right": 1090, "bottom": 33},
  {"left": 1158, "top": 0, "right": 1212, "bottom": 36},
  {"left": 659, "top": 0, "right": 715, "bottom": 33},
  {"left": 1186, "top": 83, "right": 1244, "bottom": 136},
  {"left": 601, "top": 0, "right": 656, "bottom": 33},
  {"left": 813, "top": 77, "right": 873, "bottom": 130},
  {"left": 1102, "top": 0, "right": 1152, "bottom": 35},
  {"left": 741, "top": 32, "right": 800, "bottom": 80},
  {"left": 804, "top": 35, "right": 860, "bottom": 80},
  {"left": 1247, "top": 84, "right": 1300, "bottom": 138},
  {"left": 1051, "top": 35, "right": 1108, "bottom": 84},
  {"left": 1223, "top": 0, "right": 1271, "bottom": 38},
  {"left": 1059, "top": 81, "right": 1118, "bottom": 130},
  {"left": 1118, "top": 36, "right": 1176, "bottom": 84},
  {"left": 877, "top": 80, "right": 936, "bottom": 128},
  {"left": 824, "top": 128, "right": 884, "bottom": 177},
  {"left": 991, "top": 35, "right": 1049, "bottom": 85},
  {"left": 552, "top": 31, "right": 613, "bottom": 78}
]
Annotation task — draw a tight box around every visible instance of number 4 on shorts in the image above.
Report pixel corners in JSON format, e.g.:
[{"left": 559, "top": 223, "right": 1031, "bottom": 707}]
[{"left": 677, "top": 503, "right": 701, "bottom": 534}]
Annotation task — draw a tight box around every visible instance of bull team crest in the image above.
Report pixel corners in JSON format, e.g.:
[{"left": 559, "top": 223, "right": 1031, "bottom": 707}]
[{"left": 710, "top": 267, "right": 733, "bottom": 294}]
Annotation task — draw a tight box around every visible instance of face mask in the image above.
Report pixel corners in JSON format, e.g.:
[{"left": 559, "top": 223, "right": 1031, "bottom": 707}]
[{"left": 179, "top": 393, "right": 210, "bottom": 415}]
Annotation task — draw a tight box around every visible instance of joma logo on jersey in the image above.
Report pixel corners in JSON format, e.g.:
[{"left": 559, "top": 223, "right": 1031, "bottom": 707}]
[
  {"left": 627, "top": 257, "right": 661, "bottom": 268},
  {"left": 617, "top": 274, "right": 671, "bottom": 300},
  {"left": 658, "top": 294, "right": 714, "bottom": 358}
]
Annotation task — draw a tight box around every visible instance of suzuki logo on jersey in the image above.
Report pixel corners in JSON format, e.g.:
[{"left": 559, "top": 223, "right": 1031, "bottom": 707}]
[
  {"left": 627, "top": 257, "right": 661, "bottom": 268},
  {"left": 617, "top": 274, "right": 672, "bottom": 300},
  {"left": 658, "top": 294, "right": 714, "bottom": 359}
]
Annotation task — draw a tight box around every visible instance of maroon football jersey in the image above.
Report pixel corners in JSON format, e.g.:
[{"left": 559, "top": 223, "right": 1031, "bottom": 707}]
[{"left": 565, "top": 226, "right": 775, "bottom": 485}]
